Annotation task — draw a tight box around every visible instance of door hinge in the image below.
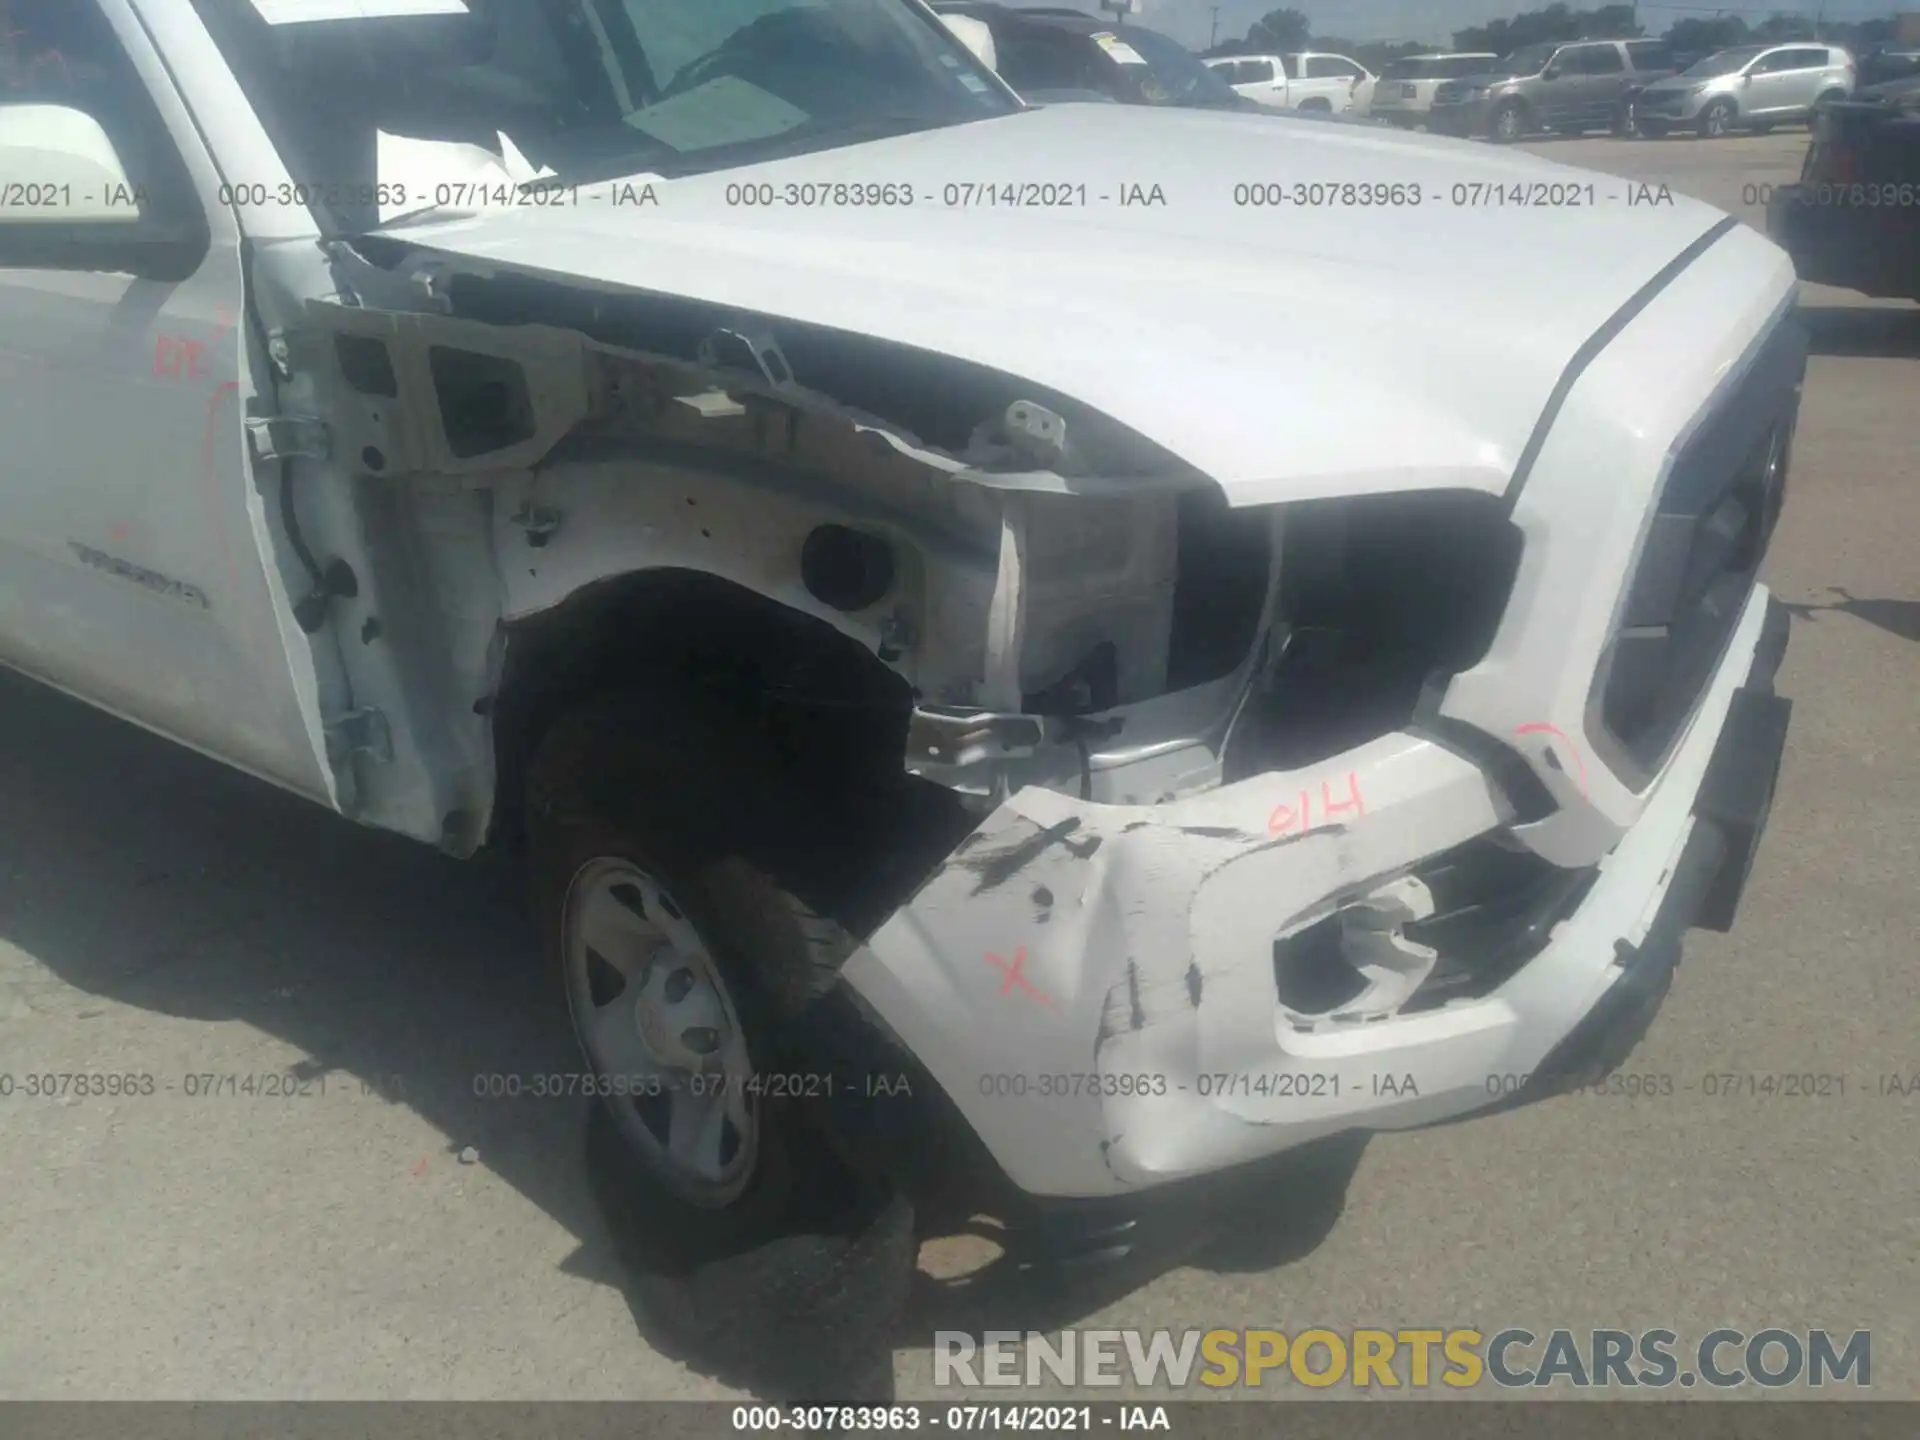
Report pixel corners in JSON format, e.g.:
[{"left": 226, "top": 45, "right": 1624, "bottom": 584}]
[
  {"left": 324, "top": 708, "right": 393, "bottom": 766},
  {"left": 246, "top": 415, "right": 331, "bottom": 464}
]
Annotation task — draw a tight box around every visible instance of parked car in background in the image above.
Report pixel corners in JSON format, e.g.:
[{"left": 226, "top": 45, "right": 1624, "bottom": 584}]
[
  {"left": 1632, "top": 43, "right": 1855, "bottom": 137},
  {"left": 932, "top": 4, "right": 1251, "bottom": 109},
  {"left": 1204, "top": 51, "right": 1371, "bottom": 112},
  {"left": 1296, "top": 50, "right": 1379, "bottom": 114},
  {"left": 1768, "top": 75, "right": 1920, "bottom": 298},
  {"left": 1368, "top": 52, "right": 1499, "bottom": 128},
  {"left": 1428, "top": 38, "right": 1676, "bottom": 142},
  {"left": 935, "top": 6, "right": 1387, "bottom": 122}
]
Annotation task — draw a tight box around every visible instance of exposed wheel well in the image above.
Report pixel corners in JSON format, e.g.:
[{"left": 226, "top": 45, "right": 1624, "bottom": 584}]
[{"left": 487, "top": 568, "right": 922, "bottom": 858}]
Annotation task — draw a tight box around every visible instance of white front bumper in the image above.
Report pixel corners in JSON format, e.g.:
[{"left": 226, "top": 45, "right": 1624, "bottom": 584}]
[{"left": 840, "top": 583, "right": 1774, "bottom": 1197}]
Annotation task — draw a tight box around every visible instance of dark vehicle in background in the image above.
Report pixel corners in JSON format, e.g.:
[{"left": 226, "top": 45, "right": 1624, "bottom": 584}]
[
  {"left": 1858, "top": 47, "right": 1920, "bottom": 87},
  {"left": 1768, "top": 76, "right": 1920, "bottom": 299},
  {"left": 1428, "top": 38, "right": 1676, "bottom": 142},
  {"left": 1368, "top": 52, "right": 1499, "bottom": 128},
  {"left": 930, "top": 3, "right": 1249, "bottom": 109}
]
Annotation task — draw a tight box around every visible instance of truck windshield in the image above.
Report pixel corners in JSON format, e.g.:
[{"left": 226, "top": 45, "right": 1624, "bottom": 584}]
[{"left": 189, "top": 0, "right": 1017, "bottom": 231}]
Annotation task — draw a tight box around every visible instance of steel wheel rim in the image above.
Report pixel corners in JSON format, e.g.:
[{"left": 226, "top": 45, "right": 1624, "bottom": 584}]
[{"left": 562, "top": 856, "right": 758, "bottom": 1206}]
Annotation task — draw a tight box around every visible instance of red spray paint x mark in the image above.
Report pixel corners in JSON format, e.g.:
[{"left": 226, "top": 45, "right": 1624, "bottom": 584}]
[
  {"left": 986, "top": 947, "right": 1054, "bottom": 1007},
  {"left": 1514, "top": 721, "right": 1590, "bottom": 799}
]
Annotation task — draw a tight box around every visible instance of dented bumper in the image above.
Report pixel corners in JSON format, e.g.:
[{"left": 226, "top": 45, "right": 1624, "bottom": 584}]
[{"left": 822, "top": 586, "right": 1788, "bottom": 1201}]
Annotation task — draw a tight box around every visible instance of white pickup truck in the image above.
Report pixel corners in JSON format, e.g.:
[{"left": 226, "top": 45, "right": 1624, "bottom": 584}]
[
  {"left": 1204, "top": 51, "right": 1374, "bottom": 112},
  {"left": 0, "top": 0, "right": 1800, "bottom": 1321}
]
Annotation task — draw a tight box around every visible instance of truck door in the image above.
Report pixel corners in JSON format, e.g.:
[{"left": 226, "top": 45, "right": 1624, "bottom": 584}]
[
  {"left": 1236, "top": 57, "right": 1287, "bottom": 108},
  {"left": 1567, "top": 42, "right": 1627, "bottom": 127},
  {"left": 0, "top": 0, "right": 336, "bottom": 801}
]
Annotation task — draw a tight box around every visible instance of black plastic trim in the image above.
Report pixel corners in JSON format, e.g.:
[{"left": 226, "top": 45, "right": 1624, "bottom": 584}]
[{"left": 1501, "top": 215, "right": 1742, "bottom": 513}]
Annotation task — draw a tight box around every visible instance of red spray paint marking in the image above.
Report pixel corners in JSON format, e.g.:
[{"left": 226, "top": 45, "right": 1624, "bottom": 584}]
[
  {"left": 1514, "top": 722, "right": 1590, "bottom": 799},
  {"left": 1266, "top": 771, "right": 1366, "bottom": 838},
  {"left": 152, "top": 334, "right": 210, "bottom": 380},
  {"left": 986, "top": 947, "right": 1054, "bottom": 1007},
  {"left": 153, "top": 305, "right": 238, "bottom": 381}
]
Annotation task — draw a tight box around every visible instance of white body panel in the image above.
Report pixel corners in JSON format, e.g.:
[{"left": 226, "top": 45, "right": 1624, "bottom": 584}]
[
  {"left": 844, "top": 222, "right": 1798, "bottom": 1195},
  {"left": 0, "top": 0, "right": 334, "bottom": 801},
  {"left": 383, "top": 103, "right": 1732, "bottom": 507}
]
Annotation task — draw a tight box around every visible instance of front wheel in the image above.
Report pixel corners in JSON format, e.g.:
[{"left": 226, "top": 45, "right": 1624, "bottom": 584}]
[
  {"left": 1637, "top": 117, "right": 1670, "bottom": 138},
  {"left": 1490, "top": 100, "right": 1529, "bottom": 143},
  {"left": 1698, "top": 97, "right": 1737, "bottom": 138},
  {"left": 526, "top": 688, "right": 890, "bottom": 1264}
]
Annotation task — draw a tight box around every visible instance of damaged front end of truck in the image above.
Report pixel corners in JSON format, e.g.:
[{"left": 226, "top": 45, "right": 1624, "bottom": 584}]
[{"left": 239, "top": 194, "right": 1799, "bottom": 1251}]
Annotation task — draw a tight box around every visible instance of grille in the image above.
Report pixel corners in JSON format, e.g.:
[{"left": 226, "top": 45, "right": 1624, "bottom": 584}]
[{"left": 1589, "top": 316, "right": 1806, "bottom": 785}]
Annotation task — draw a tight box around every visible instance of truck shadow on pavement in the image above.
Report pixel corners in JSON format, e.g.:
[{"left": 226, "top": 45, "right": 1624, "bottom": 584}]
[
  {"left": 0, "top": 667, "right": 1364, "bottom": 1402},
  {"left": 1797, "top": 302, "right": 1920, "bottom": 359},
  {"left": 1783, "top": 586, "right": 1920, "bottom": 645}
]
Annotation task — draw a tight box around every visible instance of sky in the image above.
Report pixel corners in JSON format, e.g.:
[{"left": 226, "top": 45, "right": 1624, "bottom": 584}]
[{"left": 1005, "top": 0, "right": 1915, "bottom": 49}]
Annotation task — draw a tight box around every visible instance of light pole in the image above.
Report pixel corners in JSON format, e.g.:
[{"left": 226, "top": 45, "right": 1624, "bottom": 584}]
[{"left": 1210, "top": 5, "right": 1221, "bottom": 47}]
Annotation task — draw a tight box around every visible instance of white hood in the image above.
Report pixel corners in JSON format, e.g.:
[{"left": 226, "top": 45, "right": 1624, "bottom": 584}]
[{"left": 384, "top": 103, "right": 1735, "bottom": 505}]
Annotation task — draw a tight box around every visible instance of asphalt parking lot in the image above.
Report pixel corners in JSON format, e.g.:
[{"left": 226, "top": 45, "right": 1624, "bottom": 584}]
[{"left": 1, "top": 129, "right": 1915, "bottom": 1403}]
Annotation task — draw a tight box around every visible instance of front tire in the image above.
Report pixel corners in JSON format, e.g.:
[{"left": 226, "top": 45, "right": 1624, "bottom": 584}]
[
  {"left": 1698, "top": 97, "right": 1736, "bottom": 138},
  {"left": 1490, "top": 100, "right": 1529, "bottom": 143},
  {"left": 1637, "top": 117, "right": 1670, "bottom": 138},
  {"left": 526, "top": 687, "right": 880, "bottom": 1266}
]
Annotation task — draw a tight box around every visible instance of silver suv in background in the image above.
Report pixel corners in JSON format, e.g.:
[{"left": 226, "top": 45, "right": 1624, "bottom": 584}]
[
  {"left": 1632, "top": 44, "right": 1855, "bottom": 137},
  {"left": 1368, "top": 52, "right": 1499, "bottom": 127},
  {"left": 1428, "top": 38, "right": 1677, "bottom": 142}
]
